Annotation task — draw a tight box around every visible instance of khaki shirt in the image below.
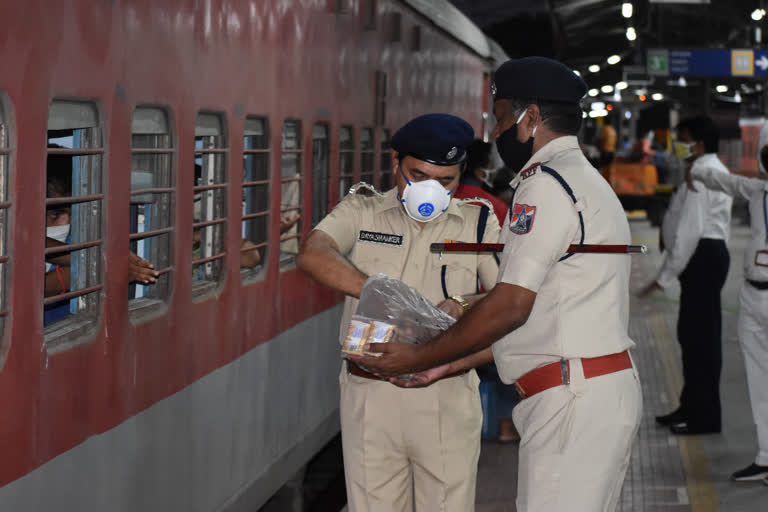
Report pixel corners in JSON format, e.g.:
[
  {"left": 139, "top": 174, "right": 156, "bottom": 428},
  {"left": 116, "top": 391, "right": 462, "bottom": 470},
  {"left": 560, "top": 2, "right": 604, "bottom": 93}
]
[
  {"left": 493, "top": 136, "right": 635, "bottom": 382},
  {"left": 315, "top": 188, "right": 500, "bottom": 344}
]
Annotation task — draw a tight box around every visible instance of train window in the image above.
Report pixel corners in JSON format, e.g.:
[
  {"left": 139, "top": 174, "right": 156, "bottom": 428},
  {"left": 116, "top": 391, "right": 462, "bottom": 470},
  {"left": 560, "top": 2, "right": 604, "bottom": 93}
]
[
  {"left": 339, "top": 126, "right": 355, "bottom": 198},
  {"left": 364, "top": 0, "right": 377, "bottom": 30},
  {"left": 360, "top": 127, "right": 374, "bottom": 186},
  {"left": 311, "top": 123, "right": 330, "bottom": 226},
  {"left": 411, "top": 26, "right": 422, "bottom": 52},
  {"left": 192, "top": 113, "right": 227, "bottom": 296},
  {"left": 241, "top": 116, "right": 269, "bottom": 282},
  {"left": 0, "top": 101, "right": 10, "bottom": 346},
  {"left": 379, "top": 128, "right": 392, "bottom": 190},
  {"left": 44, "top": 100, "right": 104, "bottom": 343},
  {"left": 280, "top": 120, "right": 302, "bottom": 268},
  {"left": 129, "top": 107, "right": 174, "bottom": 315}
]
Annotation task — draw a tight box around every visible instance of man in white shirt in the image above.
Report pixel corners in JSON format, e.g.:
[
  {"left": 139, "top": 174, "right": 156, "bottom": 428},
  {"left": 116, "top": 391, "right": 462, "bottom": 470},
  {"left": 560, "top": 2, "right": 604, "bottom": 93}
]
[
  {"left": 641, "top": 116, "right": 732, "bottom": 435},
  {"left": 691, "top": 120, "right": 768, "bottom": 481}
]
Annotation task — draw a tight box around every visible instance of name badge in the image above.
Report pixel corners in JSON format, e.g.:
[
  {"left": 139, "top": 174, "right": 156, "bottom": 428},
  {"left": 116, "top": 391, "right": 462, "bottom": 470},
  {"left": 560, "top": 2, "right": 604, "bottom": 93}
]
[{"left": 358, "top": 230, "right": 404, "bottom": 246}]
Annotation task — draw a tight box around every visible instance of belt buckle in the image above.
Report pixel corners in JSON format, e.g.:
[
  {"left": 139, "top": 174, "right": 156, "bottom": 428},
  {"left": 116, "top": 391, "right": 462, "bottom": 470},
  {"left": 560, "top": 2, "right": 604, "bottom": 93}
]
[{"left": 560, "top": 359, "right": 570, "bottom": 386}]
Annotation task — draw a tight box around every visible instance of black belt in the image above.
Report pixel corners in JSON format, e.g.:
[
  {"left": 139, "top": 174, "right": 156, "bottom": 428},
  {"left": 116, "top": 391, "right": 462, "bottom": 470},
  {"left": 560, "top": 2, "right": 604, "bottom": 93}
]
[{"left": 747, "top": 279, "right": 768, "bottom": 290}]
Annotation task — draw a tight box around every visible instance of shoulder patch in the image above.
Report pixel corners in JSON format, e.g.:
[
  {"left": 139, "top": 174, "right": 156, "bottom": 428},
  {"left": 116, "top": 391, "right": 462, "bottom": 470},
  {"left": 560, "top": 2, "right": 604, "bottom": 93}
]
[
  {"left": 509, "top": 203, "right": 537, "bottom": 234},
  {"left": 521, "top": 167, "right": 538, "bottom": 180}
]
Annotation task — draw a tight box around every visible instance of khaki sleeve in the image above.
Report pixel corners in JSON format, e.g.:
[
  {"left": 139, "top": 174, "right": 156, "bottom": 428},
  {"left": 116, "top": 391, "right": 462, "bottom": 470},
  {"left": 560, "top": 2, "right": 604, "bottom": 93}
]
[
  {"left": 313, "top": 195, "right": 363, "bottom": 255},
  {"left": 497, "top": 176, "right": 579, "bottom": 292},
  {"left": 478, "top": 210, "right": 501, "bottom": 291}
]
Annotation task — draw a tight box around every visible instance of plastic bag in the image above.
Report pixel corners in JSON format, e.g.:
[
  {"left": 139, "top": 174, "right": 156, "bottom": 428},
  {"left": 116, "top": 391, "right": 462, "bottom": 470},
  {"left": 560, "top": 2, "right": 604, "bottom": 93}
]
[{"left": 341, "top": 273, "right": 456, "bottom": 358}]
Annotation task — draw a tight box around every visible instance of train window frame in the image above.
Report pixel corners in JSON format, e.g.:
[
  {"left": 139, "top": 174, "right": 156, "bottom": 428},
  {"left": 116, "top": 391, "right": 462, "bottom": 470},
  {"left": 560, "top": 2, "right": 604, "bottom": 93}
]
[
  {"left": 339, "top": 125, "right": 355, "bottom": 199},
  {"left": 311, "top": 123, "right": 330, "bottom": 227},
  {"left": 44, "top": 99, "right": 106, "bottom": 347},
  {"left": 192, "top": 112, "right": 228, "bottom": 299},
  {"left": 379, "top": 128, "right": 392, "bottom": 191},
  {"left": 360, "top": 127, "right": 374, "bottom": 187},
  {"left": 0, "top": 95, "right": 13, "bottom": 363},
  {"left": 363, "top": 0, "right": 377, "bottom": 30},
  {"left": 241, "top": 115, "right": 270, "bottom": 284},
  {"left": 128, "top": 106, "right": 176, "bottom": 321},
  {"left": 279, "top": 119, "right": 303, "bottom": 270}
]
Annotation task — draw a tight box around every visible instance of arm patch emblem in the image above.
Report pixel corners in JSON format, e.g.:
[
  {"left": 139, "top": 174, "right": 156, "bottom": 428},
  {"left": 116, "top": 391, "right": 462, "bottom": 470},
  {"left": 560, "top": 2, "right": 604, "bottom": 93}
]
[{"left": 509, "top": 203, "right": 536, "bottom": 234}]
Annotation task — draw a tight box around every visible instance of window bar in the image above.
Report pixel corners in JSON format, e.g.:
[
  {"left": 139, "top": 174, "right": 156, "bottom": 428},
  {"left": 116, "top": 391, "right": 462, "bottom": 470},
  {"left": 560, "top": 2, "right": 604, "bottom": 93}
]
[
  {"left": 129, "top": 187, "right": 175, "bottom": 195},
  {"left": 192, "top": 218, "right": 226, "bottom": 230},
  {"left": 241, "top": 211, "right": 269, "bottom": 221},
  {"left": 46, "top": 148, "right": 104, "bottom": 156},
  {"left": 192, "top": 183, "right": 227, "bottom": 192},
  {"left": 43, "top": 284, "right": 103, "bottom": 306},
  {"left": 46, "top": 194, "right": 104, "bottom": 206},
  {"left": 129, "top": 226, "right": 174, "bottom": 241},
  {"left": 45, "top": 239, "right": 102, "bottom": 257},
  {"left": 192, "top": 252, "right": 226, "bottom": 266},
  {"left": 242, "top": 180, "right": 270, "bottom": 187}
]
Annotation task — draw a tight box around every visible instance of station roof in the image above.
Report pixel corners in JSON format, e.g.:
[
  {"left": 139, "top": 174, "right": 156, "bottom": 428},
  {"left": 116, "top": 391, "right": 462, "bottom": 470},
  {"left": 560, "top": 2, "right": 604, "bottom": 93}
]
[{"left": 453, "top": 0, "right": 766, "bottom": 113}]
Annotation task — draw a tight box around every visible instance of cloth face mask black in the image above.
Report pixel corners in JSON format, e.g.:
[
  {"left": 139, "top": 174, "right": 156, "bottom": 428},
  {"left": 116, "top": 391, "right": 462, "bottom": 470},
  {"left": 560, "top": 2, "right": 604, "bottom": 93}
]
[{"left": 496, "top": 110, "right": 537, "bottom": 173}]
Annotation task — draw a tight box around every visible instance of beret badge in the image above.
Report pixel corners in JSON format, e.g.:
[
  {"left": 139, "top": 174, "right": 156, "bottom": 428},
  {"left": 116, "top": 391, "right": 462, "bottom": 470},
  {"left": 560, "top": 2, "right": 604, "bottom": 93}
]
[{"left": 446, "top": 146, "right": 458, "bottom": 160}]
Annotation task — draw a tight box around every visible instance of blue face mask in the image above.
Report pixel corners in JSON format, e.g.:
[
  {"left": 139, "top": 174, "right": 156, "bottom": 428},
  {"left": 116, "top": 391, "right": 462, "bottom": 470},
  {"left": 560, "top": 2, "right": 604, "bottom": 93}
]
[{"left": 398, "top": 164, "right": 455, "bottom": 222}]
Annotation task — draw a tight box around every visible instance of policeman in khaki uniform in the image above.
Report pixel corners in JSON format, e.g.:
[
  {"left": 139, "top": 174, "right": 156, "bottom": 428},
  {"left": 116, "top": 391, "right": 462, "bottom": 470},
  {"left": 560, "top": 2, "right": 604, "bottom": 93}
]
[
  {"left": 297, "top": 113, "right": 500, "bottom": 511},
  {"left": 355, "top": 58, "right": 643, "bottom": 512}
]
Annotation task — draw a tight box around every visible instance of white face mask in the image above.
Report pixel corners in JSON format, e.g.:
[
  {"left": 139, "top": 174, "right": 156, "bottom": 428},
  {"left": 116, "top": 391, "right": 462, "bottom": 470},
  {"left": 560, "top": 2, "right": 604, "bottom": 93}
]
[
  {"left": 45, "top": 224, "right": 70, "bottom": 272},
  {"left": 46, "top": 224, "right": 70, "bottom": 243},
  {"left": 399, "top": 164, "right": 454, "bottom": 222}
]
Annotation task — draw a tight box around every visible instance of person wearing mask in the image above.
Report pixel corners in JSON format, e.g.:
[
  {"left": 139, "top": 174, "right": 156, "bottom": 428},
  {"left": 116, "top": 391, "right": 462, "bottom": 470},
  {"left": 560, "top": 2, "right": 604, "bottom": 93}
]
[
  {"left": 641, "top": 116, "right": 732, "bottom": 435},
  {"left": 690, "top": 121, "right": 768, "bottom": 480},
  {"left": 297, "top": 114, "right": 500, "bottom": 511},
  {"left": 353, "top": 57, "right": 642, "bottom": 512},
  {"left": 454, "top": 139, "right": 508, "bottom": 225}
]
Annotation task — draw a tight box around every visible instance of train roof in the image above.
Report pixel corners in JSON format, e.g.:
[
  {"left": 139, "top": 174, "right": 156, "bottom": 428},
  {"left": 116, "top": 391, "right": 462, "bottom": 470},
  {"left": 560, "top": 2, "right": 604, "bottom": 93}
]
[{"left": 405, "top": 0, "right": 491, "bottom": 59}]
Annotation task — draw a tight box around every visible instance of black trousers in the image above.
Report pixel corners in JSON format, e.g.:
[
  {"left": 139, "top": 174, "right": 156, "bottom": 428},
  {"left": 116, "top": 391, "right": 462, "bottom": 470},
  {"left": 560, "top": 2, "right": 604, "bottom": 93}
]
[{"left": 677, "top": 238, "right": 730, "bottom": 430}]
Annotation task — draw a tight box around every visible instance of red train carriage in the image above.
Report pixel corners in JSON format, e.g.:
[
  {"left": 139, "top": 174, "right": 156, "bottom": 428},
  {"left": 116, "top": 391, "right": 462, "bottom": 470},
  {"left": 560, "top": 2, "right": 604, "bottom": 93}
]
[{"left": 0, "top": 1, "right": 503, "bottom": 509}]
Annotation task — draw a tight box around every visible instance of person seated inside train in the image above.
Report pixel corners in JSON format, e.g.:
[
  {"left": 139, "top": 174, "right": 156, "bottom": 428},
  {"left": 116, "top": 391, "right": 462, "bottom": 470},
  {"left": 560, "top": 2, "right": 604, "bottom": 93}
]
[
  {"left": 453, "top": 139, "right": 508, "bottom": 225},
  {"left": 44, "top": 157, "right": 158, "bottom": 326}
]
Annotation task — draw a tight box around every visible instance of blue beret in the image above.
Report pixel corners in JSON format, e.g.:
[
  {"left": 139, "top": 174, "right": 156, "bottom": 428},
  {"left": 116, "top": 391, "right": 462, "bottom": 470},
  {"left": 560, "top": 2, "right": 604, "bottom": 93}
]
[
  {"left": 391, "top": 113, "right": 474, "bottom": 166},
  {"left": 492, "top": 57, "right": 587, "bottom": 104}
]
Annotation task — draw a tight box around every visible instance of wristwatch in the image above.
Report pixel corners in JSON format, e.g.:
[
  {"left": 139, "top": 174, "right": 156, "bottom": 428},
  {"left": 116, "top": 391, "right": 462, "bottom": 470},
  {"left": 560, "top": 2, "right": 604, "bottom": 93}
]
[{"left": 449, "top": 295, "right": 469, "bottom": 313}]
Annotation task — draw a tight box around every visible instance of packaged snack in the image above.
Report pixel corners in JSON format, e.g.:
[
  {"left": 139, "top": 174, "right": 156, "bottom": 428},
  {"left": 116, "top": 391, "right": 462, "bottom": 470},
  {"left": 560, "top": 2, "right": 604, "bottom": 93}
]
[
  {"left": 342, "top": 319, "right": 372, "bottom": 355},
  {"left": 363, "top": 321, "right": 396, "bottom": 357}
]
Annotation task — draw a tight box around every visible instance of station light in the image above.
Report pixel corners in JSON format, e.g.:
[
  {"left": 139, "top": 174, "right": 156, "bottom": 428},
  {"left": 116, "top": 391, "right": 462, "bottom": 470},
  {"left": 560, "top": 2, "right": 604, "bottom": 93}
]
[
  {"left": 622, "top": 3, "right": 633, "bottom": 18},
  {"left": 601, "top": 84, "right": 614, "bottom": 93},
  {"left": 591, "top": 102, "right": 606, "bottom": 110},
  {"left": 734, "top": 91, "right": 742, "bottom": 102},
  {"left": 625, "top": 111, "right": 632, "bottom": 120},
  {"left": 751, "top": 8, "right": 766, "bottom": 21},
  {"left": 716, "top": 84, "right": 728, "bottom": 93},
  {"left": 589, "top": 64, "right": 600, "bottom": 73},
  {"left": 677, "top": 76, "right": 687, "bottom": 87},
  {"left": 607, "top": 55, "right": 622, "bottom": 65},
  {"left": 573, "top": 69, "right": 581, "bottom": 76},
  {"left": 582, "top": 111, "right": 588, "bottom": 118},
  {"left": 606, "top": 104, "right": 614, "bottom": 111},
  {"left": 616, "top": 81, "right": 629, "bottom": 90},
  {"left": 638, "top": 94, "right": 647, "bottom": 101},
  {"left": 589, "top": 109, "right": 609, "bottom": 118},
  {"left": 588, "top": 88, "right": 599, "bottom": 97},
  {"left": 626, "top": 27, "right": 637, "bottom": 41},
  {"left": 652, "top": 93, "right": 663, "bottom": 101}
]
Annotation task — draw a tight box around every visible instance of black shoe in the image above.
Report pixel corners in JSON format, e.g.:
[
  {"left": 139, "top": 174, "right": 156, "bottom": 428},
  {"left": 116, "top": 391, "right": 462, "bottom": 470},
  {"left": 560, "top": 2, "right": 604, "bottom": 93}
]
[
  {"left": 731, "top": 463, "right": 768, "bottom": 481},
  {"left": 669, "top": 422, "right": 721, "bottom": 435},
  {"left": 655, "top": 408, "right": 686, "bottom": 426}
]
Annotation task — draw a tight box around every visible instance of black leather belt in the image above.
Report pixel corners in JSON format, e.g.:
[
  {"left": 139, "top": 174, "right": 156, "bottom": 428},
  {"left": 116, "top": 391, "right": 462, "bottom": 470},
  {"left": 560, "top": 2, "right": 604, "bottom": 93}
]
[{"left": 747, "top": 279, "right": 768, "bottom": 290}]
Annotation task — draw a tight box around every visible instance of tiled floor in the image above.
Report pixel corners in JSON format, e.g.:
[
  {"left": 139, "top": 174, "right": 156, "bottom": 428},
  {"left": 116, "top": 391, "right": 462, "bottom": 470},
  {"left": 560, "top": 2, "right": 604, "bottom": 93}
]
[{"left": 475, "top": 219, "right": 768, "bottom": 511}]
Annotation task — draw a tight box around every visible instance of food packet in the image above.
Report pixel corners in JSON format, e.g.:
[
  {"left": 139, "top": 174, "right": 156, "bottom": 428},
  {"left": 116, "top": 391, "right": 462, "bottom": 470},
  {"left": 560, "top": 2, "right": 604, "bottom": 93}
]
[{"left": 342, "top": 273, "right": 456, "bottom": 359}]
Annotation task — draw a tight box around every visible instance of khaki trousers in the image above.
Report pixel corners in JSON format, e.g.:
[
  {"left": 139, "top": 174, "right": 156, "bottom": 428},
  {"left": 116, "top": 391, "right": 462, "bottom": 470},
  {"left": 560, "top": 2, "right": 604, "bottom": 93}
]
[
  {"left": 512, "top": 360, "right": 642, "bottom": 512},
  {"left": 340, "top": 366, "right": 482, "bottom": 512}
]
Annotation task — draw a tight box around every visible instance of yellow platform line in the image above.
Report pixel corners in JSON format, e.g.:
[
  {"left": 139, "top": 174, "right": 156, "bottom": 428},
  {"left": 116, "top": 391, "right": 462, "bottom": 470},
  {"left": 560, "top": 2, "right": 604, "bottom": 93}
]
[{"left": 649, "top": 313, "right": 720, "bottom": 511}]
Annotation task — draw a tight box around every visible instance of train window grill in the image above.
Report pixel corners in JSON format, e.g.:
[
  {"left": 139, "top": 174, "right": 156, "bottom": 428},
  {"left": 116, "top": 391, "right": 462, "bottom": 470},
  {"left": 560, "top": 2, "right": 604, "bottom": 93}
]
[
  {"left": 364, "top": 0, "right": 377, "bottom": 30},
  {"left": 129, "top": 107, "right": 174, "bottom": 315},
  {"left": 241, "top": 116, "right": 270, "bottom": 283},
  {"left": 390, "top": 12, "right": 402, "bottom": 43},
  {"left": 375, "top": 71, "right": 387, "bottom": 127},
  {"left": 280, "top": 119, "right": 302, "bottom": 268},
  {"left": 339, "top": 126, "right": 355, "bottom": 198},
  {"left": 44, "top": 100, "right": 104, "bottom": 343},
  {"left": 311, "top": 123, "right": 330, "bottom": 226},
  {"left": 360, "top": 127, "right": 375, "bottom": 186},
  {"left": 0, "top": 102, "right": 10, "bottom": 344},
  {"left": 411, "top": 26, "right": 421, "bottom": 52},
  {"left": 192, "top": 113, "right": 227, "bottom": 297},
  {"left": 379, "top": 128, "right": 392, "bottom": 190}
]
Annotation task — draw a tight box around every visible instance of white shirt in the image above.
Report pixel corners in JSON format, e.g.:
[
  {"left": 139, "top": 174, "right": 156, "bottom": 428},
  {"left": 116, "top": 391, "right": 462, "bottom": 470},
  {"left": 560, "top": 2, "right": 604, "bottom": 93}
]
[
  {"left": 492, "top": 136, "right": 635, "bottom": 383},
  {"left": 656, "top": 154, "right": 732, "bottom": 289},
  {"left": 693, "top": 166, "right": 768, "bottom": 282}
]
